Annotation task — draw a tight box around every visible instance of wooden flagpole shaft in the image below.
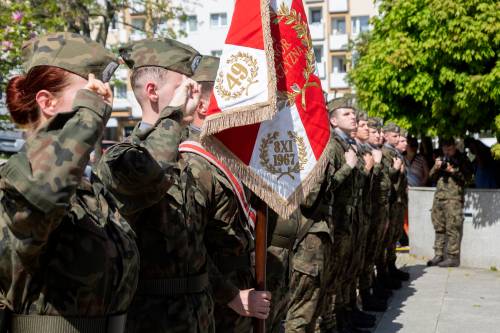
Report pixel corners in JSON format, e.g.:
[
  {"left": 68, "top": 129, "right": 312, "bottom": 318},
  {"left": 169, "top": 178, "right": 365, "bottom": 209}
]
[{"left": 254, "top": 198, "right": 268, "bottom": 333}]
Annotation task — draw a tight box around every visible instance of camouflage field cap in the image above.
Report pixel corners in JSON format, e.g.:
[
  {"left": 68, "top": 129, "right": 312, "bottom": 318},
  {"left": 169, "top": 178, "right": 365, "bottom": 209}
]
[
  {"left": 400, "top": 128, "right": 408, "bottom": 137},
  {"left": 327, "top": 94, "right": 357, "bottom": 115},
  {"left": 22, "top": 32, "right": 119, "bottom": 82},
  {"left": 383, "top": 122, "right": 401, "bottom": 134},
  {"left": 192, "top": 56, "right": 220, "bottom": 82},
  {"left": 367, "top": 117, "right": 383, "bottom": 130},
  {"left": 119, "top": 38, "right": 202, "bottom": 77}
]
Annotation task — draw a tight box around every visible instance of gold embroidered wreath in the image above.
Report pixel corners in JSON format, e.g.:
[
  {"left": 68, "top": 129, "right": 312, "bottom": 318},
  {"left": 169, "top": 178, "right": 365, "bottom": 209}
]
[
  {"left": 259, "top": 131, "right": 308, "bottom": 180},
  {"left": 215, "top": 52, "right": 259, "bottom": 101}
]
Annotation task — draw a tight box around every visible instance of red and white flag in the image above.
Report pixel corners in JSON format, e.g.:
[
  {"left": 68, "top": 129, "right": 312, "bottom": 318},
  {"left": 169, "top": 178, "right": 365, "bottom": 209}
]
[{"left": 201, "top": 0, "right": 330, "bottom": 218}]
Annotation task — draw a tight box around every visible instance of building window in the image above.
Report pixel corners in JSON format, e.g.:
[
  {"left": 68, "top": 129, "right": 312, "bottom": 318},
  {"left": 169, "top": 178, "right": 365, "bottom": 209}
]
[
  {"left": 351, "top": 16, "right": 370, "bottom": 35},
  {"left": 313, "top": 45, "right": 323, "bottom": 63},
  {"left": 115, "top": 84, "right": 127, "bottom": 99},
  {"left": 131, "top": 18, "right": 145, "bottom": 32},
  {"left": 130, "top": 0, "right": 145, "bottom": 13},
  {"left": 309, "top": 8, "right": 322, "bottom": 24},
  {"left": 331, "top": 17, "right": 346, "bottom": 35},
  {"left": 180, "top": 15, "right": 198, "bottom": 32},
  {"left": 332, "top": 56, "right": 347, "bottom": 73},
  {"left": 211, "top": 50, "right": 223, "bottom": 57},
  {"left": 210, "top": 13, "right": 228, "bottom": 28}
]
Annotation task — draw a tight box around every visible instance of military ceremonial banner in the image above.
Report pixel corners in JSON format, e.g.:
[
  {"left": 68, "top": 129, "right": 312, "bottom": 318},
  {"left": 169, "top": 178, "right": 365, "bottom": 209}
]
[{"left": 202, "top": 0, "right": 330, "bottom": 218}]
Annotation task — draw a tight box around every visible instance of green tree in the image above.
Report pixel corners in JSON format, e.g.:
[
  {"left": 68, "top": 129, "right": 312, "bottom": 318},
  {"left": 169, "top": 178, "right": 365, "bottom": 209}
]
[{"left": 349, "top": 0, "right": 500, "bottom": 138}]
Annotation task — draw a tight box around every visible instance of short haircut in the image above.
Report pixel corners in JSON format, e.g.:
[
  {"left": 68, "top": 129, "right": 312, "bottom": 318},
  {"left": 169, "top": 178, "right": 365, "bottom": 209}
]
[{"left": 130, "top": 66, "right": 170, "bottom": 103}]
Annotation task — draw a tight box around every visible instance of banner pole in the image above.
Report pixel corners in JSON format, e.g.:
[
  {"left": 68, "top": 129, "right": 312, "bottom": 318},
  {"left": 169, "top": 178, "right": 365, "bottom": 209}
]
[{"left": 253, "top": 197, "right": 268, "bottom": 333}]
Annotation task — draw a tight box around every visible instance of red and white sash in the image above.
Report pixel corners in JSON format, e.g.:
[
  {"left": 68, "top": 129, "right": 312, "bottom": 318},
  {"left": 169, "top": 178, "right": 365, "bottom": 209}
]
[{"left": 179, "top": 141, "right": 256, "bottom": 233}]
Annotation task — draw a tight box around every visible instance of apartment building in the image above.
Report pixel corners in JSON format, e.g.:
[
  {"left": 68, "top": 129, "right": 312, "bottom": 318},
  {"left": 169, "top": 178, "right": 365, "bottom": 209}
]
[
  {"left": 305, "top": 0, "right": 378, "bottom": 99},
  {"left": 99, "top": 0, "right": 377, "bottom": 139},
  {"left": 99, "top": 0, "right": 235, "bottom": 140}
]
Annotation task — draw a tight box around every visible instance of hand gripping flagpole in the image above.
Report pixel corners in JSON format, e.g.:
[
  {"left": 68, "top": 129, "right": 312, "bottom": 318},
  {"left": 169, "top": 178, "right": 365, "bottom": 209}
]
[{"left": 253, "top": 197, "right": 268, "bottom": 333}]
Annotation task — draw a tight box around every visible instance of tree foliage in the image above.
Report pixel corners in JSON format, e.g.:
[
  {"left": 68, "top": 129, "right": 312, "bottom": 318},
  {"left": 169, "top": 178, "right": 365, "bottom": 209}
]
[{"left": 349, "top": 0, "right": 500, "bottom": 138}]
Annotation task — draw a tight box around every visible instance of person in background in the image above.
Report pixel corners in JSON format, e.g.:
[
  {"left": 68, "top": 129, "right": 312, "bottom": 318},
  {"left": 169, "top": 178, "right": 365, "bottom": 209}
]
[
  {"left": 405, "top": 137, "right": 430, "bottom": 187},
  {"left": 427, "top": 138, "right": 473, "bottom": 267},
  {"left": 465, "top": 137, "right": 500, "bottom": 189}
]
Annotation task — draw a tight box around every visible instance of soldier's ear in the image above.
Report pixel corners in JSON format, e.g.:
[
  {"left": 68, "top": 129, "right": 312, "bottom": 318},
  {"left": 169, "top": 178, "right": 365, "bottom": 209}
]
[
  {"left": 330, "top": 116, "right": 338, "bottom": 128},
  {"left": 35, "top": 90, "right": 58, "bottom": 118},
  {"left": 197, "top": 99, "right": 209, "bottom": 116},
  {"left": 145, "top": 82, "right": 159, "bottom": 103}
]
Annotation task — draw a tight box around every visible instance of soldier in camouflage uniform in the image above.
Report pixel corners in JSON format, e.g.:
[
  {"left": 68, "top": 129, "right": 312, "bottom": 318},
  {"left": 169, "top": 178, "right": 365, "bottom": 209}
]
[
  {"left": 0, "top": 32, "right": 139, "bottom": 333},
  {"left": 358, "top": 117, "right": 389, "bottom": 311},
  {"left": 352, "top": 113, "right": 387, "bottom": 320},
  {"left": 265, "top": 209, "right": 293, "bottom": 333},
  {"left": 96, "top": 38, "right": 216, "bottom": 333},
  {"left": 385, "top": 131, "right": 410, "bottom": 282},
  {"left": 181, "top": 56, "right": 271, "bottom": 332},
  {"left": 375, "top": 123, "right": 405, "bottom": 291},
  {"left": 427, "top": 138, "right": 473, "bottom": 267},
  {"left": 283, "top": 172, "right": 335, "bottom": 333},
  {"left": 321, "top": 96, "right": 368, "bottom": 333}
]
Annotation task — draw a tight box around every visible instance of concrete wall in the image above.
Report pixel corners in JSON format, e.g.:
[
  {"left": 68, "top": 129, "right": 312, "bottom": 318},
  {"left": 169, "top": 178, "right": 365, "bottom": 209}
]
[{"left": 409, "top": 187, "right": 500, "bottom": 269}]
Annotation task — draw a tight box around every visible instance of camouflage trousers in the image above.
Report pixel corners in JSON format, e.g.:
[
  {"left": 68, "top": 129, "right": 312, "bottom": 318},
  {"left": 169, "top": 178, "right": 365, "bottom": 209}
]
[
  {"left": 125, "top": 290, "right": 214, "bottom": 333},
  {"left": 285, "top": 232, "right": 334, "bottom": 333},
  {"left": 386, "top": 202, "right": 406, "bottom": 265},
  {"left": 342, "top": 209, "right": 370, "bottom": 308},
  {"left": 266, "top": 245, "right": 291, "bottom": 333},
  {"left": 359, "top": 211, "right": 382, "bottom": 291},
  {"left": 214, "top": 268, "right": 255, "bottom": 333},
  {"left": 320, "top": 223, "right": 353, "bottom": 331},
  {"left": 431, "top": 198, "right": 464, "bottom": 257},
  {"left": 373, "top": 202, "right": 390, "bottom": 272}
]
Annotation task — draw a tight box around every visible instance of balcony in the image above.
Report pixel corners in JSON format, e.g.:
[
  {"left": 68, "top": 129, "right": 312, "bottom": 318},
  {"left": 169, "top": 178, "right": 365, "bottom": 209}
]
[
  {"left": 316, "top": 62, "right": 326, "bottom": 79},
  {"left": 329, "top": 72, "right": 349, "bottom": 89},
  {"left": 329, "top": 0, "right": 348, "bottom": 12},
  {"left": 309, "top": 23, "right": 325, "bottom": 40},
  {"left": 329, "top": 34, "right": 348, "bottom": 50}
]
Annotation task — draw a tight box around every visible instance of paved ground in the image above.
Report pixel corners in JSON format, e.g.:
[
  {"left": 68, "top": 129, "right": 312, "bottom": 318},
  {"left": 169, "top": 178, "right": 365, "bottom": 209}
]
[{"left": 373, "top": 254, "right": 500, "bottom": 333}]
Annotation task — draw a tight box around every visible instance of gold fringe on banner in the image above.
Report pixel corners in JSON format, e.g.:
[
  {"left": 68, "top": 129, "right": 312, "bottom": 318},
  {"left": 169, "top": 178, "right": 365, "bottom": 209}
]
[
  {"left": 202, "top": 135, "right": 333, "bottom": 218},
  {"left": 200, "top": 0, "right": 278, "bottom": 138}
]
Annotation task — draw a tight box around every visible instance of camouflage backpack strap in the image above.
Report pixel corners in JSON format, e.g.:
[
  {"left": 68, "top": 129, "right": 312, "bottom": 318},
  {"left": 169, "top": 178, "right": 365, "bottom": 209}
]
[{"left": 179, "top": 141, "right": 256, "bottom": 238}]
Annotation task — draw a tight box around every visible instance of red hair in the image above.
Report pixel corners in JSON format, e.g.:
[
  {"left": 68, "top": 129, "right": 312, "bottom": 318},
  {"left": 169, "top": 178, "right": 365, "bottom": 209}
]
[{"left": 6, "top": 66, "right": 70, "bottom": 127}]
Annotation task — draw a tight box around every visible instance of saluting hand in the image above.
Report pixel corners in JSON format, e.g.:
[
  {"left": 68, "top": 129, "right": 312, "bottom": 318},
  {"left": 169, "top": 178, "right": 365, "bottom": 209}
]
[
  {"left": 169, "top": 76, "right": 201, "bottom": 124},
  {"left": 228, "top": 289, "right": 272, "bottom": 320},
  {"left": 84, "top": 73, "right": 113, "bottom": 106}
]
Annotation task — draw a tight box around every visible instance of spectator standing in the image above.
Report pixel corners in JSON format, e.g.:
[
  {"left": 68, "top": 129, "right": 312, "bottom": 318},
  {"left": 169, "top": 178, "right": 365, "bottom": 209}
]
[
  {"left": 427, "top": 139, "right": 473, "bottom": 268},
  {"left": 465, "top": 138, "right": 500, "bottom": 189},
  {"left": 405, "top": 137, "right": 430, "bottom": 187}
]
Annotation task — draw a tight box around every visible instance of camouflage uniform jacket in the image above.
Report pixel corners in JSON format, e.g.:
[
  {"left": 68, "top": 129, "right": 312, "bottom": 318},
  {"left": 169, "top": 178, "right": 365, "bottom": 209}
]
[
  {"left": 368, "top": 151, "right": 384, "bottom": 211},
  {"left": 328, "top": 129, "right": 359, "bottom": 230},
  {"left": 0, "top": 90, "right": 139, "bottom": 316},
  {"left": 429, "top": 151, "right": 473, "bottom": 200},
  {"left": 97, "top": 106, "right": 217, "bottom": 332},
  {"left": 180, "top": 126, "right": 254, "bottom": 305},
  {"left": 381, "top": 144, "right": 401, "bottom": 204}
]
